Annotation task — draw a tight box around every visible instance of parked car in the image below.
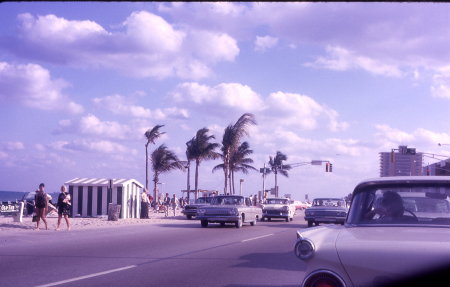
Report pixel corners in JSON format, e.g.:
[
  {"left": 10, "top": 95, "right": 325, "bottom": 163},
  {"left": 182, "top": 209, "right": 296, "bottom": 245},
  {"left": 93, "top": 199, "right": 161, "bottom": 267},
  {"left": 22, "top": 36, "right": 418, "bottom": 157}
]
[
  {"left": 181, "top": 196, "right": 213, "bottom": 219},
  {"left": 294, "top": 176, "right": 450, "bottom": 287},
  {"left": 262, "top": 197, "right": 296, "bottom": 222},
  {"left": 291, "top": 200, "right": 309, "bottom": 210},
  {"left": 196, "top": 195, "right": 262, "bottom": 228},
  {"left": 304, "top": 197, "right": 348, "bottom": 227}
]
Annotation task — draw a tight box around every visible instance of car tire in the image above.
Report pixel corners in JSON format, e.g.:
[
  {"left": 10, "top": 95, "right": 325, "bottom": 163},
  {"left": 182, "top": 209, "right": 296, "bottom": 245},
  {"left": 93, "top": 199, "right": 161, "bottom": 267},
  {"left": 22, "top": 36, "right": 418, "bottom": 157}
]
[
  {"left": 261, "top": 217, "right": 265, "bottom": 222},
  {"left": 285, "top": 217, "right": 289, "bottom": 222},
  {"left": 187, "top": 215, "right": 192, "bottom": 220},
  {"left": 250, "top": 217, "right": 256, "bottom": 226},
  {"left": 235, "top": 216, "right": 243, "bottom": 228},
  {"left": 290, "top": 217, "right": 293, "bottom": 221},
  {"left": 220, "top": 222, "right": 225, "bottom": 227},
  {"left": 268, "top": 218, "right": 271, "bottom": 222},
  {"left": 307, "top": 220, "right": 313, "bottom": 227},
  {"left": 201, "top": 220, "right": 208, "bottom": 228}
]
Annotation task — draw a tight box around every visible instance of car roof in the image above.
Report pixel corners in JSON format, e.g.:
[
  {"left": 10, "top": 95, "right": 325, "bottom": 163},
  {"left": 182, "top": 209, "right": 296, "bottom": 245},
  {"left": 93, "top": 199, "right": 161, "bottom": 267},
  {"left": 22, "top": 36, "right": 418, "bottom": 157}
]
[{"left": 353, "top": 176, "right": 450, "bottom": 194}]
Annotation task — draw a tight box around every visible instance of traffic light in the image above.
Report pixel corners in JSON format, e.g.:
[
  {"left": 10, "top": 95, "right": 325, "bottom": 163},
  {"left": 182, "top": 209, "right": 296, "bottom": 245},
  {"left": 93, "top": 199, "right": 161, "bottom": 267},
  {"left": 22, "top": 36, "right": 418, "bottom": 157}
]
[
  {"left": 325, "top": 162, "right": 329, "bottom": 172},
  {"left": 329, "top": 163, "right": 333, "bottom": 172}
]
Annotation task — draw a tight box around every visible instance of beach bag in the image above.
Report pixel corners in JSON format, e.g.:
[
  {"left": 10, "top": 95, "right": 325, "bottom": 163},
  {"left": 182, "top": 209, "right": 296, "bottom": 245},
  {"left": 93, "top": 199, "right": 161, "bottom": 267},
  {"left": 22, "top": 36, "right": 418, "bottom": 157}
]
[{"left": 35, "top": 192, "right": 47, "bottom": 208}]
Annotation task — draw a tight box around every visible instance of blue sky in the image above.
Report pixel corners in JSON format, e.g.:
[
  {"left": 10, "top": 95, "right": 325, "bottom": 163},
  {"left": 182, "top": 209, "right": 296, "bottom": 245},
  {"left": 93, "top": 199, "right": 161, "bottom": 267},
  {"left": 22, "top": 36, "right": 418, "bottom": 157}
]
[{"left": 2, "top": 2, "right": 450, "bottom": 199}]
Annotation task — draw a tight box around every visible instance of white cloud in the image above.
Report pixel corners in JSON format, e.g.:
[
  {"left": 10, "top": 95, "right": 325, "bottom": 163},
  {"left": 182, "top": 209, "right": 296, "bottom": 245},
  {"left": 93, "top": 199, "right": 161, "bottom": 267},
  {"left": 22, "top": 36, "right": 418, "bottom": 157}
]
[
  {"left": 254, "top": 35, "right": 278, "bottom": 52},
  {"left": 430, "top": 66, "right": 450, "bottom": 99},
  {"left": 65, "top": 139, "right": 136, "bottom": 155},
  {"left": 10, "top": 12, "right": 240, "bottom": 80},
  {"left": 0, "top": 62, "right": 83, "bottom": 114},
  {"left": 55, "top": 114, "right": 131, "bottom": 140},
  {"left": 93, "top": 94, "right": 189, "bottom": 119},
  {"left": 265, "top": 91, "right": 348, "bottom": 131},
  {"left": 171, "top": 82, "right": 265, "bottom": 112},
  {"left": 305, "top": 46, "right": 403, "bottom": 77},
  {"left": 1, "top": 141, "right": 25, "bottom": 151}
]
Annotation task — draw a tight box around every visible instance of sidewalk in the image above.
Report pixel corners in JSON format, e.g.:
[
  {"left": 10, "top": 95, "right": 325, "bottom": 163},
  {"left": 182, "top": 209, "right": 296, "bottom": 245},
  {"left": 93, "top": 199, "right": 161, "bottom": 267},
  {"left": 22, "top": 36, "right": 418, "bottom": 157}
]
[{"left": 0, "top": 209, "right": 189, "bottom": 233}]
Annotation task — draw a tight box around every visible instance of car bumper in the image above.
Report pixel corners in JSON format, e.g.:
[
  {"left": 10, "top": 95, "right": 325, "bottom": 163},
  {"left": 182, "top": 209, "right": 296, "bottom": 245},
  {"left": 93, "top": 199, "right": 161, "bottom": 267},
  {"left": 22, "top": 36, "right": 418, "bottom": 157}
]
[
  {"left": 196, "top": 215, "right": 240, "bottom": 222},
  {"left": 262, "top": 211, "right": 289, "bottom": 218},
  {"left": 182, "top": 210, "right": 197, "bottom": 216},
  {"left": 304, "top": 216, "right": 346, "bottom": 223}
]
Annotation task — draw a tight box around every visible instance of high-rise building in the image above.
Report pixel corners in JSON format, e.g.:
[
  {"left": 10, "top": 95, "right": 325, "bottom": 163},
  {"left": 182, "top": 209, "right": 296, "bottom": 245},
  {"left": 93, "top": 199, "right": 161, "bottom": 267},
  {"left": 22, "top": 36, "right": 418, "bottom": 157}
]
[{"left": 379, "top": 145, "right": 423, "bottom": 177}]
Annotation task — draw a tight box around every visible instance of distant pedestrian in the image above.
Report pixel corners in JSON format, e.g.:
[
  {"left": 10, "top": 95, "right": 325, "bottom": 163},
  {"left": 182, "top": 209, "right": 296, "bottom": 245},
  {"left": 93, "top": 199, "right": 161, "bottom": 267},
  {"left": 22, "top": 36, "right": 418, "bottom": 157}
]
[
  {"left": 140, "top": 188, "right": 150, "bottom": 219},
  {"left": 163, "top": 193, "right": 170, "bottom": 217},
  {"left": 56, "top": 185, "right": 71, "bottom": 231},
  {"left": 171, "top": 194, "right": 178, "bottom": 216},
  {"left": 34, "top": 183, "right": 48, "bottom": 230}
]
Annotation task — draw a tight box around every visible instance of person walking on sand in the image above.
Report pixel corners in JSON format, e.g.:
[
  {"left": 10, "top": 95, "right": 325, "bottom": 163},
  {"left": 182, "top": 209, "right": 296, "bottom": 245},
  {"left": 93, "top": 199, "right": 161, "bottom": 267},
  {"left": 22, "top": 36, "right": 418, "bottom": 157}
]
[
  {"left": 171, "top": 194, "right": 178, "bottom": 216},
  {"left": 140, "top": 188, "right": 150, "bottom": 219},
  {"left": 56, "top": 185, "right": 71, "bottom": 231},
  {"left": 34, "top": 183, "right": 48, "bottom": 230},
  {"left": 163, "top": 193, "right": 170, "bottom": 217}
]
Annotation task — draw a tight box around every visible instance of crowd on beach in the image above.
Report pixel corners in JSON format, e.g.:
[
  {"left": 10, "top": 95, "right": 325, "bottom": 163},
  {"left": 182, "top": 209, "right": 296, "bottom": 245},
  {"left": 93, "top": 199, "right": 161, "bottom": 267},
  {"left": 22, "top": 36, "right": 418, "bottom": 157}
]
[{"left": 140, "top": 188, "right": 188, "bottom": 218}]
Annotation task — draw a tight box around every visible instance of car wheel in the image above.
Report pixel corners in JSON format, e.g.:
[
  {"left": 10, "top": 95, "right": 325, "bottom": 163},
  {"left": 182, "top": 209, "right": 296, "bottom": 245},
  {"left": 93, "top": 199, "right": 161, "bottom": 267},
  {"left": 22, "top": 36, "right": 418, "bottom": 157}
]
[
  {"left": 290, "top": 217, "right": 293, "bottom": 221},
  {"left": 220, "top": 222, "right": 225, "bottom": 227},
  {"left": 186, "top": 215, "right": 192, "bottom": 220},
  {"left": 261, "top": 217, "right": 265, "bottom": 222},
  {"left": 201, "top": 220, "right": 208, "bottom": 228},
  {"left": 307, "top": 220, "right": 313, "bottom": 227},
  {"left": 235, "top": 216, "right": 243, "bottom": 228},
  {"left": 285, "top": 217, "right": 289, "bottom": 222},
  {"left": 268, "top": 217, "right": 271, "bottom": 222},
  {"left": 250, "top": 217, "right": 256, "bottom": 226}
]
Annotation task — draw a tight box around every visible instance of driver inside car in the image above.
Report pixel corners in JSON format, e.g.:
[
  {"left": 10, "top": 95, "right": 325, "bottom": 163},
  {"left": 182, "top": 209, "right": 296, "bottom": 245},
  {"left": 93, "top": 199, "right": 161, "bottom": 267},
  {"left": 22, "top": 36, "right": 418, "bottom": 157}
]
[{"left": 365, "top": 191, "right": 415, "bottom": 223}]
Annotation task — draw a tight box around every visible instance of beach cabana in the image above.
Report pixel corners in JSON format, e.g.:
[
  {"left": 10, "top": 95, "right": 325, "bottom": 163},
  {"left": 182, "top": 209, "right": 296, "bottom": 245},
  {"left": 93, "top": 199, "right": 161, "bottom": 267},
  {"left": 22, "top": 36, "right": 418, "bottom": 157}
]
[{"left": 64, "top": 178, "right": 143, "bottom": 219}]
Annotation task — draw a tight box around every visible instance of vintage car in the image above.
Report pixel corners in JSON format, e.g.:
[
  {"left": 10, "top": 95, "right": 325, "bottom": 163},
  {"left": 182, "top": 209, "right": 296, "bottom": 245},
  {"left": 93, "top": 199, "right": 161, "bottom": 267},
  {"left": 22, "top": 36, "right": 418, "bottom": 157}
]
[
  {"left": 304, "top": 197, "right": 348, "bottom": 227},
  {"left": 196, "top": 195, "right": 262, "bottom": 228},
  {"left": 294, "top": 176, "right": 450, "bottom": 287},
  {"left": 181, "top": 196, "right": 213, "bottom": 219},
  {"left": 261, "top": 197, "right": 296, "bottom": 222}
]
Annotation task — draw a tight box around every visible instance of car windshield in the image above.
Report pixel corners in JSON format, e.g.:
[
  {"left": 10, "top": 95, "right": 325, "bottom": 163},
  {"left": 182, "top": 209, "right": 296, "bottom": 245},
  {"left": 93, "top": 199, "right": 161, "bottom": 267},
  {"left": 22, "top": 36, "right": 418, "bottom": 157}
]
[
  {"left": 312, "top": 198, "right": 345, "bottom": 207},
  {"left": 349, "top": 184, "right": 450, "bottom": 226},
  {"left": 266, "top": 199, "right": 289, "bottom": 204},
  {"left": 195, "top": 197, "right": 212, "bottom": 204},
  {"left": 211, "top": 196, "right": 243, "bottom": 205}
]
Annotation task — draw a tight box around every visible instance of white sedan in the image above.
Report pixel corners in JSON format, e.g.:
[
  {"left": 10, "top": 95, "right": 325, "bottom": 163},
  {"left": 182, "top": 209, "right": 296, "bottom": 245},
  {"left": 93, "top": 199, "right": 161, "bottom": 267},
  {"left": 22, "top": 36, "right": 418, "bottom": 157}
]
[{"left": 294, "top": 176, "right": 450, "bottom": 287}]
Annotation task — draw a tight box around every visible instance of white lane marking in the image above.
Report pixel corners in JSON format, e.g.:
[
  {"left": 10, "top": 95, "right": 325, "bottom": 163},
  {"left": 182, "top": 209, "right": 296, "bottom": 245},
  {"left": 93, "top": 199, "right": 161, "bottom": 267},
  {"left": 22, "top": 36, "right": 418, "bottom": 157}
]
[
  {"left": 241, "top": 233, "right": 274, "bottom": 242},
  {"left": 35, "top": 265, "right": 137, "bottom": 287}
]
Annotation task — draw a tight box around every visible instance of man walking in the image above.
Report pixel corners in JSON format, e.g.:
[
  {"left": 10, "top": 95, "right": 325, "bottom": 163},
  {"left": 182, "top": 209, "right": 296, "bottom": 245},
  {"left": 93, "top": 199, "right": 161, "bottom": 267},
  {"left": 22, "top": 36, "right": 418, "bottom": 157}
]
[
  {"left": 34, "top": 183, "right": 48, "bottom": 230},
  {"left": 163, "top": 193, "right": 170, "bottom": 217}
]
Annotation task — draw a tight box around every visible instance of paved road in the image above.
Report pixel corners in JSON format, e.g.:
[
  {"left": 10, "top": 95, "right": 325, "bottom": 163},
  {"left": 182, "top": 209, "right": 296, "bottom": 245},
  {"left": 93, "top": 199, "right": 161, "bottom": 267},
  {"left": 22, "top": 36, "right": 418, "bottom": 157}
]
[{"left": 0, "top": 212, "right": 308, "bottom": 287}]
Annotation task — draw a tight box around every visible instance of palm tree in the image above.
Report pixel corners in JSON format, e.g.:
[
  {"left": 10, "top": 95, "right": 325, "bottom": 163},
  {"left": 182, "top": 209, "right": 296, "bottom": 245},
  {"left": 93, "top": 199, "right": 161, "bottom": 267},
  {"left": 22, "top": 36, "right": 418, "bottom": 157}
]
[
  {"left": 185, "top": 139, "right": 195, "bottom": 202},
  {"left": 268, "top": 151, "right": 292, "bottom": 197},
  {"left": 145, "top": 125, "right": 165, "bottom": 190},
  {"left": 229, "top": 141, "right": 257, "bottom": 194},
  {"left": 188, "top": 128, "right": 220, "bottom": 199},
  {"left": 219, "top": 113, "right": 257, "bottom": 194},
  {"left": 150, "top": 144, "right": 184, "bottom": 199}
]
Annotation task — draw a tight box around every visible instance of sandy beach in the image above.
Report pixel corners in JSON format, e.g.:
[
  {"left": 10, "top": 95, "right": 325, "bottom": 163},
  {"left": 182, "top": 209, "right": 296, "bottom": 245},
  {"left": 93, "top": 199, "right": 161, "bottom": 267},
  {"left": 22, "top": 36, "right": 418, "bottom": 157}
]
[{"left": 0, "top": 210, "right": 191, "bottom": 232}]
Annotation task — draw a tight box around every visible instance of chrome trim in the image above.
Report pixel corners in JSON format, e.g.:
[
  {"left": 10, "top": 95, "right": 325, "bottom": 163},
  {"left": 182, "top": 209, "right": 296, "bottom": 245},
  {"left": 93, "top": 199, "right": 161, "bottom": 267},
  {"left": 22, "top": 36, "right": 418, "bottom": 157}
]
[
  {"left": 302, "top": 269, "right": 347, "bottom": 287},
  {"left": 294, "top": 237, "right": 315, "bottom": 260}
]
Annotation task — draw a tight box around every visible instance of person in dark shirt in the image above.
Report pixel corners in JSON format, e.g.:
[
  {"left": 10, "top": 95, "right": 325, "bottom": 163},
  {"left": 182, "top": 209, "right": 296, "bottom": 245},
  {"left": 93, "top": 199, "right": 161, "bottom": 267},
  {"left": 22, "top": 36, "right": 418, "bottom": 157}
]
[{"left": 55, "top": 185, "right": 71, "bottom": 231}]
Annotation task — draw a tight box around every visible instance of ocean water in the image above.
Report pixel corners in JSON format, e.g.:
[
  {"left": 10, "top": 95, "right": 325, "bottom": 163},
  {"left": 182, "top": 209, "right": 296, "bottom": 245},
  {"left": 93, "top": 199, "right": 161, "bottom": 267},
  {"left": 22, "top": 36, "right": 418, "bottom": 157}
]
[{"left": 0, "top": 191, "right": 27, "bottom": 202}]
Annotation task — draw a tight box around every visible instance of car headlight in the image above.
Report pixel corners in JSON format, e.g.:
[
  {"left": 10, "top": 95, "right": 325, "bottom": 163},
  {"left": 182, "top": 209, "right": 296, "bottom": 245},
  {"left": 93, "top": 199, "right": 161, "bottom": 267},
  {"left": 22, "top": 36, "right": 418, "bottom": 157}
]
[
  {"left": 197, "top": 208, "right": 206, "bottom": 215},
  {"left": 228, "top": 208, "right": 238, "bottom": 216},
  {"left": 295, "top": 238, "right": 315, "bottom": 260},
  {"left": 282, "top": 206, "right": 289, "bottom": 212}
]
